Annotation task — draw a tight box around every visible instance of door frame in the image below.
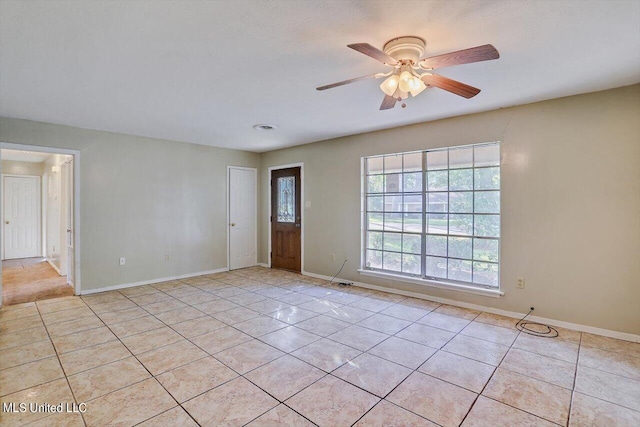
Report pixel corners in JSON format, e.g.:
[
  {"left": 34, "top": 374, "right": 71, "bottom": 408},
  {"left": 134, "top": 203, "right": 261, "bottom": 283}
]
[
  {"left": 1, "top": 174, "right": 42, "bottom": 260},
  {"left": 267, "top": 162, "right": 304, "bottom": 271},
  {"left": 0, "top": 142, "right": 82, "bottom": 300},
  {"left": 226, "top": 166, "right": 258, "bottom": 270}
]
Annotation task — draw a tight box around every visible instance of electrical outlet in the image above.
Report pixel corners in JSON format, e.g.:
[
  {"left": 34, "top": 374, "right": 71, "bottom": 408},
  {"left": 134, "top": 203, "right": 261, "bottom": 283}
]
[
  {"left": 165, "top": 253, "right": 171, "bottom": 261},
  {"left": 330, "top": 253, "right": 335, "bottom": 261},
  {"left": 119, "top": 257, "right": 126, "bottom": 266},
  {"left": 516, "top": 277, "right": 525, "bottom": 289}
]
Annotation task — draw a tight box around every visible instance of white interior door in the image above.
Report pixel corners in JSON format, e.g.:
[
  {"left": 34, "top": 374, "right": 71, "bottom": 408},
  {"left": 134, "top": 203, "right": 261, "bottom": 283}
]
[
  {"left": 65, "top": 160, "right": 75, "bottom": 287},
  {"left": 228, "top": 167, "right": 257, "bottom": 270},
  {"left": 3, "top": 176, "right": 41, "bottom": 259}
]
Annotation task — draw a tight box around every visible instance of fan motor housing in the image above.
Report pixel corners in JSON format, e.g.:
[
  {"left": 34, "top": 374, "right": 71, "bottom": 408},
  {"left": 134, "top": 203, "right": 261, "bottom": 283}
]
[{"left": 383, "top": 36, "right": 426, "bottom": 64}]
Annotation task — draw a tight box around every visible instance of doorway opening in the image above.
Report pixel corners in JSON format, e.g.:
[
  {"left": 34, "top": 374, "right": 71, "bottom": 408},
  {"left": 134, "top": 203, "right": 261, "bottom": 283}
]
[
  {"left": 0, "top": 145, "right": 80, "bottom": 306},
  {"left": 268, "top": 163, "right": 303, "bottom": 273}
]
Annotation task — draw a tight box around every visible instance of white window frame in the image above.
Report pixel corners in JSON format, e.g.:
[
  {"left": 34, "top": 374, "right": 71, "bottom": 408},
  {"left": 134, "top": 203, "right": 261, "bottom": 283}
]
[{"left": 358, "top": 142, "right": 504, "bottom": 298}]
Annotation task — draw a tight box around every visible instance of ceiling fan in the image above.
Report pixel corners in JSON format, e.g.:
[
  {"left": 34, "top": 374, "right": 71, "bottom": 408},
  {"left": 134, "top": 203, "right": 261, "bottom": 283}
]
[{"left": 316, "top": 36, "right": 499, "bottom": 110}]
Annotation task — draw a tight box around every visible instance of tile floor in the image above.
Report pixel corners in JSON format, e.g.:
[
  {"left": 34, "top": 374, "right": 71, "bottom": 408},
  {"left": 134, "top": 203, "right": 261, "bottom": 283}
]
[
  {"left": 2, "top": 257, "right": 73, "bottom": 305},
  {"left": 0, "top": 267, "right": 638, "bottom": 426}
]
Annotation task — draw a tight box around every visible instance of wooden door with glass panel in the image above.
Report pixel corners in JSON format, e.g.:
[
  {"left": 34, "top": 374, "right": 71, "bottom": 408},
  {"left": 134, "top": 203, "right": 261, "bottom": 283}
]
[{"left": 271, "top": 167, "right": 301, "bottom": 272}]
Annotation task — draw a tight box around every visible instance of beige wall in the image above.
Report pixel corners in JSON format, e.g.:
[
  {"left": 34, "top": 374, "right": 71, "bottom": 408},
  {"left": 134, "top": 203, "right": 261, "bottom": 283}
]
[
  {"left": 260, "top": 84, "right": 640, "bottom": 334},
  {"left": 0, "top": 118, "right": 260, "bottom": 292},
  {"left": 1, "top": 160, "right": 44, "bottom": 176}
]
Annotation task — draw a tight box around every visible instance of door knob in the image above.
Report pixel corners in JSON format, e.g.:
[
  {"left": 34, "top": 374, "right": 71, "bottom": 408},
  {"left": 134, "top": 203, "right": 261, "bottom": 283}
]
[
  {"left": 5, "top": 221, "right": 8, "bottom": 224},
  {"left": 230, "top": 223, "right": 236, "bottom": 227},
  {"left": 295, "top": 224, "right": 301, "bottom": 228}
]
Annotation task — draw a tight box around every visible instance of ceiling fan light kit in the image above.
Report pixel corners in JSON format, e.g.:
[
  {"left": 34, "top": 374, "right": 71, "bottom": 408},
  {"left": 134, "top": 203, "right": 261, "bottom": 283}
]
[{"left": 317, "top": 36, "right": 500, "bottom": 110}]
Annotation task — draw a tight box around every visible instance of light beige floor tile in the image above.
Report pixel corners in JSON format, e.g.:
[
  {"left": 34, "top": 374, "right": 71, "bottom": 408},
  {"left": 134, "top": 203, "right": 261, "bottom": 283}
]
[
  {"left": 396, "top": 323, "right": 455, "bottom": 349},
  {"left": 120, "top": 326, "right": 183, "bottom": 354},
  {"left": 0, "top": 339, "right": 55, "bottom": 370},
  {"left": 296, "top": 315, "right": 352, "bottom": 336},
  {"left": 275, "top": 292, "right": 316, "bottom": 305},
  {"left": 522, "top": 323, "right": 581, "bottom": 343},
  {"left": 0, "top": 315, "right": 43, "bottom": 334},
  {"left": 417, "top": 312, "right": 471, "bottom": 333},
  {"left": 211, "top": 286, "right": 249, "bottom": 298},
  {"left": 569, "top": 392, "right": 640, "bottom": 427},
  {"left": 380, "top": 303, "right": 431, "bottom": 322},
  {"left": 81, "top": 291, "right": 127, "bottom": 305},
  {"left": 483, "top": 368, "right": 572, "bottom": 425},
  {"left": 354, "top": 400, "right": 438, "bottom": 426},
  {"left": 137, "top": 339, "right": 208, "bottom": 375},
  {"left": 333, "top": 353, "right": 412, "bottom": 397},
  {"left": 0, "top": 325, "right": 49, "bottom": 350},
  {"left": 194, "top": 299, "right": 239, "bottom": 315},
  {"left": 581, "top": 333, "right": 640, "bottom": 358},
  {"left": 419, "top": 350, "right": 495, "bottom": 393},
  {"left": 442, "top": 334, "right": 509, "bottom": 366},
  {"left": 474, "top": 312, "right": 520, "bottom": 329},
  {"left": 138, "top": 406, "right": 199, "bottom": 427},
  {"left": 142, "top": 298, "right": 188, "bottom": 315},
  {"left": 270, "top": 306, "right": 318, "bottom": 324},
  {"left": 574, "top": 365, "right": 640, "bottom": 411},
  {"left": 212, "top": 306, "right": 261, "bottom": 324},
  {"left": 51, "top": 325, "right": 117, "bottom": 354},
  {"left": 128, "top": 292, "right": 173, "bottom": 306},
  {"left": 246, "top": 404, "right": 315, "bottom": 426},
  {"left": 0, "top": 356, "right": 64, "bottom": 396},
  {"left": 191, "top": 326, "right": 253, "bottom": 354},
  {"left": 171, "top": 315, "right": 227, "bottom": 338},
  {"left": 387, "top": 371, "right": 477, "bottom": 427},
  {"left": 119, "top": 285, "right": 158, "bottom": 297},
  {"left": 286, "top": 375, "right": 379, "bottom": 427},
  {"left": 245, "top": 354, "right": 325, "bottom": 400},
  {"left": 234, "top": 316, "right": 290, "bottom": 337},
  {"left": 350, "top": 297, "right": 395, "bottom": 312},
  {"left": 291, "top": 338, "right": 362, "bottom": 372},
  {"left": 26, "top": 412, "right": 85, "bottom": 427},
  {"left": 183, "top": 376, "right": 278, "bottom": 427},
  {"left": 109, "top": 315, "right": 165, "bottom": 339},
  {"left": 368, "top": 336, "right": 437, "bottom": 369},
  {"left": 579, "top": 345, "right": 640, "bottom": 380},
  {"left": 46, "top": 315, "right": 104, "bottom": 337},
  {"left": 461, "top": 321, "right": 519, "bottom": 346},
  {"left": 153, "top": 306, "right": 206, "bottom": 325},
  {"left": 298, "top": 299, "right": 343, "bottom": 314},
  {"left": 175, "top": 290, "right": 219, "bottom": 305},
  {"left": 328, "top": 325, "right": 389, "bottom": 352},
  {"left": 83, "top": 378, "right": 175, "bottom": 427},
  {"left": 97, "top": 306, "right": 148, "bottom": 325},
  {"left": 0, "top": 378, "right": 74, "bottom": 426},
  {"left": 59, "top": 340, "right": 131, "bottom": 375},
  {"left": 163, "top": 285, "right": 200, "bottom": 298},
  {"left": 0, "top": 305, "right": 39, "bottom": 322},
  {"left": 512, "top": 333, "right": 579, "bottom": 363},
  {"left": 156, "top": 356, "right": 238, "bottom": 402},
  {"left": 357, "top": 313, "right": 412, "bottom": 335},
  {"left": 462, "top": 395, "right": 557, "bottom": 427},
  {"left": 246, "top": 298, "right": 292, "bottom": 315},
  {"left": 37, "top": 298, "right": 86, "bottom": 314},
  {"left": 67, "top": 356, "right": 150, "bottom": 401},
  {"left": 260, "top": 326, "right": 321, "bottom": 353},
  {"left": 215, "top": 339, "right": 284, "bottom": 374},
  {"left": 41, "top": 306, "right": 94, "bottom": 325},
  {"left": 226, "top": 292, "right": 268, "bottom": 305},
  {"left": 433, "top": 304, "right": 480, "bottom": 320},
  {"left": 325, "top": 306, "right": 375, "bottom": 323},
  {"left": 501, "top": 347, "right": 575, "bottom": 389},
  {"left": 90, "top": 299, "right": 138, "bottom": 314}
]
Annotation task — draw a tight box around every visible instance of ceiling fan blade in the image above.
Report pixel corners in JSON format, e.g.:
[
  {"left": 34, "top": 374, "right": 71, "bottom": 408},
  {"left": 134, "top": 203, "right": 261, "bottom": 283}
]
[
  {"left": 348, "top": 43, "right": 398, "bottom": 66},
  {"left": 419, "top": 44, "right": 499, "bottom": 70},
  {"left": 380, "top": 95, "right": 397, "bottom": 110},
  {"left": 316, "top": 74, "right": 379, "bottom": 91},
  {"left": 421, "top": 74, "right": 481, "bottom": 99}
]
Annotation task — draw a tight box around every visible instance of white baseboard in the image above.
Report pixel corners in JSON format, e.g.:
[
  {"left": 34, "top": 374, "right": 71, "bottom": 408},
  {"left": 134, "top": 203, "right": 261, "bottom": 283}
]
[
  {"left": 301, "top": 270, "right": 640, "bottom": 343},
  {"left": 80, "top": 267, "right": 229, "bottom": 295},
  {"left": 46, "top": 259, "right": 63, "bottom": 276}
]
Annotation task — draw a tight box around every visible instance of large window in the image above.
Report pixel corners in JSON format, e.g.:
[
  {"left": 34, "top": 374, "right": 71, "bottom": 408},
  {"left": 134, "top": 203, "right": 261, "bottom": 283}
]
[{"left": 363, "top": 142, "right": 500, "bottom": 289}]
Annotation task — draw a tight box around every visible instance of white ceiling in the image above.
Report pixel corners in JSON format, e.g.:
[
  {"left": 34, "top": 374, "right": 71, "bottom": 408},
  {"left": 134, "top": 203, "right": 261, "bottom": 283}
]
[
  {"left": 1, "top": 149, "right": 51, "bottom": 163},
  {"left": 1, "top": 1, "right": 639, "bottom": 153}
]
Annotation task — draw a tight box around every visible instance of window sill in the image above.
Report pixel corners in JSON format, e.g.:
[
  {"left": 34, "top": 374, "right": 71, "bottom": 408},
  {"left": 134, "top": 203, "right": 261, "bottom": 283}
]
[{"left": 357, "top": 269, "right": 504, "bottom": 298}]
